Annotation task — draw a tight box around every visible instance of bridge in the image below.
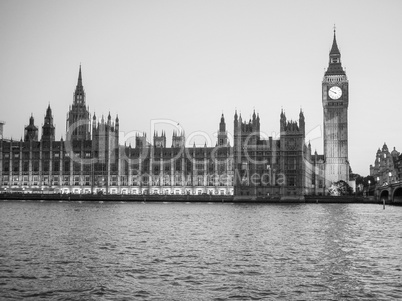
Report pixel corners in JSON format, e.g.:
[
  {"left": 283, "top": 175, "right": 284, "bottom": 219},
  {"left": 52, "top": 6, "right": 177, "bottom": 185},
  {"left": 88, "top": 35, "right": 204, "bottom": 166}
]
[{"left": 376, "top": 181, "right": 402, "bottom": 204}]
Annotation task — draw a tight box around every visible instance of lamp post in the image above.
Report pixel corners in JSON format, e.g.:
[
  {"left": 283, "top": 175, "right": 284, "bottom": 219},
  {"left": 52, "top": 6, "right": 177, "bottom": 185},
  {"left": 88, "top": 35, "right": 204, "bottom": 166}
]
[{"left": 368, "top": 180, "right": 371, "bottom": 197}]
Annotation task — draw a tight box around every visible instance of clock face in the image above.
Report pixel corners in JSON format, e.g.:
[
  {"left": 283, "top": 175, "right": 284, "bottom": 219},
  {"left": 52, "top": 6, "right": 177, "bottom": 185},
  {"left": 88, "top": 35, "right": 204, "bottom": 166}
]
[{"left": 328, "top": 86, "right": 342, "bottom": 100}]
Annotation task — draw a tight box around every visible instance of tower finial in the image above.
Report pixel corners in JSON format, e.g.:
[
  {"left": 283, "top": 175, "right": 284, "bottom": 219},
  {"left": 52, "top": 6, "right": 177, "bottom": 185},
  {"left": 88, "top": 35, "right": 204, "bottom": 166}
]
[
  {"left": 330, "top": 29, "right": 340, "bottom": 55},
  {"left": 78, "top": 64, "right": 82, "bottom": 86}
]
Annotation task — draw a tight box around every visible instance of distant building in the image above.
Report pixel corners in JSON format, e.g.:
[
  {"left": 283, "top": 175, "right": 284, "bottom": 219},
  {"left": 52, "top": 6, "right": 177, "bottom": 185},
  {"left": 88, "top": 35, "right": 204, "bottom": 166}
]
[
  {"left": 370, "top": 143, "right": 401, "bottom": 186},
  {"left": 0, "top": 31, "right": 350, "bottom": 196},
  {"left": 233, "top": 109, "right": 316, "bottom": 197},
  {"left": 0, "top": 66, "right": 233, "bottom": 195}
]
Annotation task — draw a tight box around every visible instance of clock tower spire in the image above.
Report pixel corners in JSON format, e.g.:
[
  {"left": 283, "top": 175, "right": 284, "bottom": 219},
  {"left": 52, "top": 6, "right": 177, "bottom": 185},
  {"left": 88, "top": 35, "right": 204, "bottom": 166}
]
[
  {"left": 325, "top": 28, "right": 345, "bottom": 76},
  {"left": 322, "top": 29, "right": 349, "bottom": 185}
]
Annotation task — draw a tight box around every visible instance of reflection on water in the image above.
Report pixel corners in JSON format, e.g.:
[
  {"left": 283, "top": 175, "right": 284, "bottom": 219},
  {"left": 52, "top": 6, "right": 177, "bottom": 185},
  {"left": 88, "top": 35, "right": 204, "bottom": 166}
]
[{"left": 0, "top": 201, "right": 401, "bottom": 300}]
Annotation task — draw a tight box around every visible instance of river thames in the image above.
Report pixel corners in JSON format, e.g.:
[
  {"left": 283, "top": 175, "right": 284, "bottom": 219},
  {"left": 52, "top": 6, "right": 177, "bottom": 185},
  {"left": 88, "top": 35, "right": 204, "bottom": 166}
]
[{"left": 0, "top": 201, "right": 401, "bottom": 300}]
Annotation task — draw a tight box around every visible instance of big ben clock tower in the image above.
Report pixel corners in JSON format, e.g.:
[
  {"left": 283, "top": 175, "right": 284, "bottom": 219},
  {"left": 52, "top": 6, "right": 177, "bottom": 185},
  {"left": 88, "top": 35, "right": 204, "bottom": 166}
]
[{"left": 322, "top": 29, "right": 349, "bottom": 184}]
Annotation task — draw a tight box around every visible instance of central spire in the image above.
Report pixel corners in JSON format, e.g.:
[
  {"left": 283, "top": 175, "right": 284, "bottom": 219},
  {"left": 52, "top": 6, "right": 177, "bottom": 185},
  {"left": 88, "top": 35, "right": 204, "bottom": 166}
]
[
  {"left": 77, "top": 64, "right": 83, "bottom": 87},
  {"left": 67, "top": 64, "right": 91, "bottom": 141},
  {"left": 74, "top": 65, "right": 86, "bottom": 104}
]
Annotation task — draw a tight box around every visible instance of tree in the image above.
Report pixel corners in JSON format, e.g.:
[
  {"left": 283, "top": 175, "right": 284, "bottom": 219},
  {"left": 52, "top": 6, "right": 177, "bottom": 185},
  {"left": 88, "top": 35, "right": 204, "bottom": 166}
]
[
  {"left": 328, "top": 180, "right": 354, "bottom": 196},
  {"left": 349, "top": 166, "right": 360, "bottom": 181}
]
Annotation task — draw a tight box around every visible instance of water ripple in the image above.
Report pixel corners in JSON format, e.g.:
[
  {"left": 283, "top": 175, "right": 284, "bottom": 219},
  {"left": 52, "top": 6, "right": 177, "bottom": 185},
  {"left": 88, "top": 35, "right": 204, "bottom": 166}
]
[{"left": 0, "top": 202, "right": 402, "bottom": 300}]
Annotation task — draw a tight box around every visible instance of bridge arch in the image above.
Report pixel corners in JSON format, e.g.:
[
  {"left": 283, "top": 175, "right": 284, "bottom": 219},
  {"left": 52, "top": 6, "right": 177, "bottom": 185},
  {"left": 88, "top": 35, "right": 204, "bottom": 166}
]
[
  {"left": 392, "top": 187, "right": 402, "bottom": 203},
  {"left": 380, "top": 190, "right": 389, "bottom": 202}
]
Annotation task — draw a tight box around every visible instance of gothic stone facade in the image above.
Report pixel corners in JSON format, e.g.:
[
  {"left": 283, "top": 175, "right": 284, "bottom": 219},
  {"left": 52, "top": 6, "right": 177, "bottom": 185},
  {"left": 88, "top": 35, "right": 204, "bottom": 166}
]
[
  {"left": 0, "top": 32, "right": 349, "bottom": 196},
  {"left": 0, "top": 68, "right": 233, "bottom": 196},
  {"left": 370, "top": 143, "right": 401, "bottom": 186},
  {"left": 322, "top": 30, "right": 350, "bottom": 185},
  {"left": 233, "top": 109, "right": 318, "bottom": 197}
]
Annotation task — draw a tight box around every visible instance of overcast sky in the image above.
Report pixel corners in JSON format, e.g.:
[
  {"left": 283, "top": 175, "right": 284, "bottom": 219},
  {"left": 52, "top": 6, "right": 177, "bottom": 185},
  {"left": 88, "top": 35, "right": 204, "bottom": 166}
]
[{"left": 1, "top": 0, "right": 401, "bottom": 176}]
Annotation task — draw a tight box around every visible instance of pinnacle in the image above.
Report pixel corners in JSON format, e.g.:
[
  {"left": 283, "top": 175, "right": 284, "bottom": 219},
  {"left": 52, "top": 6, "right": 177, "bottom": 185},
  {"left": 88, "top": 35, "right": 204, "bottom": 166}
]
[{"left": 330, "top": 30, "right": 340, "bottom": 56}]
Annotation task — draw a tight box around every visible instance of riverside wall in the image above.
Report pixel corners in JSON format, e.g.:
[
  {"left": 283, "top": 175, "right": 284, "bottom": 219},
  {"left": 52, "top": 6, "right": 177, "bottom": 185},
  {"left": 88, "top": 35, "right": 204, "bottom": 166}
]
[{"left": 1, "top": 192, "right": 396, "bottom": 204}]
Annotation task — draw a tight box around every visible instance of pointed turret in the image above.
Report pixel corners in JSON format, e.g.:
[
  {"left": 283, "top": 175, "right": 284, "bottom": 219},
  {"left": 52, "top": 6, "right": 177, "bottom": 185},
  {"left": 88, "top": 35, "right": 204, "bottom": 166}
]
[
  {"left": 391, "top": 147, "right": 399, "bottom": 158},
  {"left": 280, "top": 109, "right": 286, "bottom": 132},
  {"left": 42, "top": 104, "right": 55, "bottom": 141},
  {"left": 219, "top": 113, "right": 225, "bottom": 132},
  {"left": 115, "top": 115, "right": 119, "bottom": 132},
  {"left": 234, "top": 110, "right": 239, "bottom": 134},
  {"left": 24, "top": 114, "right": 38, "bottom": 142},
  {"left": 299, "top": 108, "right": 304, "bottom": 119},
  {"left": 45, "top": 104, "right": 52, "bottom": 120},
  {"left": 218, "top": 113, "right": 228, "bottom": 146},
  {"left": 92, "top": 113, "right": 97, "bottom": 134},
  {"left": 299, "top": 108, "right": 305, "bottom": 135},
  {"left": 256, "top": 112, "right": 260, "bottom": 131},
  {"left": 107, "top": 111, "right": 111, "bottom": 127}
]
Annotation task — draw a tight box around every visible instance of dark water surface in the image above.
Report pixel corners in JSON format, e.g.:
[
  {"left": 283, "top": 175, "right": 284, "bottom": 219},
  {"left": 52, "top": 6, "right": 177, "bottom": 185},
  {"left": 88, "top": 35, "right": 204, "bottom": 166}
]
[{"left": 0, "top": 201, "right": 401, "bottom": 300}]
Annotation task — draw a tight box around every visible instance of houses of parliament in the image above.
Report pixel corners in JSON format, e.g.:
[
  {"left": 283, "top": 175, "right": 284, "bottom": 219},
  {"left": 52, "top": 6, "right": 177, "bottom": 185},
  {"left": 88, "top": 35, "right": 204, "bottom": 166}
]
[{"left": 0, "top": 31, "right": 350, "bottom": 198}]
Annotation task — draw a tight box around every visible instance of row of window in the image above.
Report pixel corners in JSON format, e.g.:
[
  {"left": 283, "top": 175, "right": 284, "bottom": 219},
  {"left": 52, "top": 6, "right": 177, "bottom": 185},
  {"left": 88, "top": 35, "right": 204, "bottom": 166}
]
[
  {"left": 2, "top": 181, "right": 231, "bottom": 187},
  {"left": 1, "top": 152, "right": 77, "bottom": 159}
]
